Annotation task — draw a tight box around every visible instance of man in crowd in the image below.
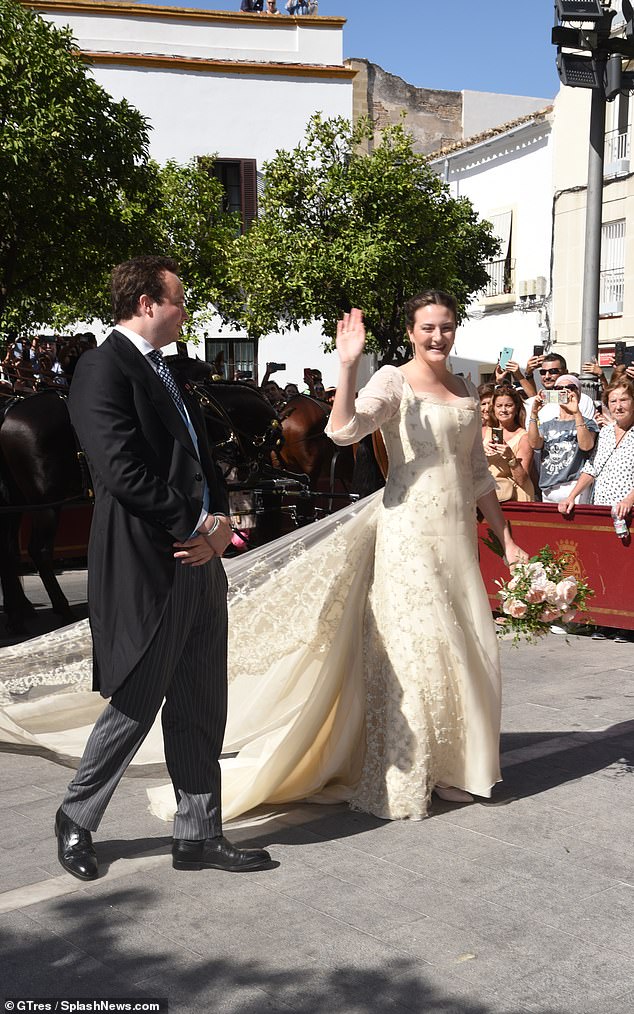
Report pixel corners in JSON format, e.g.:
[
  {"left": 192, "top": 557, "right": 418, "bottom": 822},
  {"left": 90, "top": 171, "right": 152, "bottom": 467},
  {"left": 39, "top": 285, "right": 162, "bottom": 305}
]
[{"left": 523, "top": 352, "right": 595, "bottom": 420}]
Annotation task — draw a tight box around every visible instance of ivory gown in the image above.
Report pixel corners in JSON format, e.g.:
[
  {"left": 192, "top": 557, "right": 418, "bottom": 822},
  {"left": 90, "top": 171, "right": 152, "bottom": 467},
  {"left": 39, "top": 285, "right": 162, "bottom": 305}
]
[{"left": 0, "top": 367, "right": 501, "bottom": 822}]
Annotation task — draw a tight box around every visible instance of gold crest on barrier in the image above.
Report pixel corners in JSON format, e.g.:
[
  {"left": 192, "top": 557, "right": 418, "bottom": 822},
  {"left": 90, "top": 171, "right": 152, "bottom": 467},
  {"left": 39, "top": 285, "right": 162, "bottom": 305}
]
[{"left": 555, "top": 538, "right": 588, "bottom": 583}]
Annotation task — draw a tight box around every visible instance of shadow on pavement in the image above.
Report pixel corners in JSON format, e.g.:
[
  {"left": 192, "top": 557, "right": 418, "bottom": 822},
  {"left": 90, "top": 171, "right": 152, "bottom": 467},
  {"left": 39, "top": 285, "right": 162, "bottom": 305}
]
[{"left": 1, "top": 884, "right": 575, "bottom": 1014}]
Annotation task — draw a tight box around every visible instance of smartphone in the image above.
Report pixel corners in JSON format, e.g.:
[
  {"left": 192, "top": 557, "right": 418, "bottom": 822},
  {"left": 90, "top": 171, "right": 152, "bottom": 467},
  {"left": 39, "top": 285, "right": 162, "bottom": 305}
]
[
  {"left": 491, "top": 426, "right": 504, "bottom": 443},
  {"left": 533, "top": 344, "right": 544, "bottom": 357},
  {"left": 543, "top": 390, "right": 568, "bottom": 404},
  {"left": 624, "top": 347, "right": 634, "bottom": 366},
  {"left": 499, "top": 347, "right": 514, "bottom": 371},
  {"left": 614, "top": 341, "right": 626, "bottom": 365}
]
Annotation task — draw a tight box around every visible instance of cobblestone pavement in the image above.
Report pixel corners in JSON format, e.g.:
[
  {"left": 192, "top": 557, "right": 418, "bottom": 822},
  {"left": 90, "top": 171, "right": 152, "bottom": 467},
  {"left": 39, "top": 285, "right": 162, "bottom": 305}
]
[{"left": 0, "top": 570, "right": 633, "bottom": 1013}]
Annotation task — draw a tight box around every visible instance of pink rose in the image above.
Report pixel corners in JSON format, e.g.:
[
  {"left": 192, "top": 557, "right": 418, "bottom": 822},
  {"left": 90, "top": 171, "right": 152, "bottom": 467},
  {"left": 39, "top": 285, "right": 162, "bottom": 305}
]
[
  {"left": 541, "top": 605, "right": 562, "bottom": 622},
  {"left": 555, "top": 577, "right": 577, "bottom": 606},
  {"left": 527, "top": 562, "right": 547, "bottom": 579},
  {"left": 504, "top": 598, "right": 528, "bottom": 618},
  {"left": 526, "top": 586, "right": 547, "bottom": 604},
  {"left": 561, "top": 608, "right": 576, "bottom": 622},
  {"left": 544, "top": 581, "right": 559, "bottom": 604}
]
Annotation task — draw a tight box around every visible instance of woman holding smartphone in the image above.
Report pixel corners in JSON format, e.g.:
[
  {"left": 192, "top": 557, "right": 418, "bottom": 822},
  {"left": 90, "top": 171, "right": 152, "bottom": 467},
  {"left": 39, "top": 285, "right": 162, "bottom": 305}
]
[
  {"left": 483, "top": 384, "right": 535, "bottom": 502},
  {"left": 527, "top": 374, "right": 598, "bottom": 503}
]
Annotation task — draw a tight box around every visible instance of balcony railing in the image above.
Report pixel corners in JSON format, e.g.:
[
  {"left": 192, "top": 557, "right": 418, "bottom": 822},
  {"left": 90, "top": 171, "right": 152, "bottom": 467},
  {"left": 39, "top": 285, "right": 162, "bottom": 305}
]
[
  {"left": 599, "top": 267, "right": 624, "bottom": 315},
  {"left": 604, "top": 127, "right": 630, "bottom": 172},
  {"left": 483, "top": 258, "right": 516, "bottom": 298}
]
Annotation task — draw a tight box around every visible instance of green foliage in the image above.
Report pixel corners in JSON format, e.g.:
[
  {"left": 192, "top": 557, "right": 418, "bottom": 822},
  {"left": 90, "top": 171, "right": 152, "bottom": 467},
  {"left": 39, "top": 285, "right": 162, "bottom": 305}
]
[
  {"left": 224, "top": 114, "right": 499, "bottom": 361},
  {"left": 152, "top": 157, "right": 240, "bottom": 337},
  {"left": 0, "top": 0, "right": 159, "bottom": 333}
]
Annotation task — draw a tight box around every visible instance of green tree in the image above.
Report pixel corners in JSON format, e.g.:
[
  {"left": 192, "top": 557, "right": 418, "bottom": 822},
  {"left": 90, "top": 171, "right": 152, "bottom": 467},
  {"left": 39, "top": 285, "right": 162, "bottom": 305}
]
[
  {"left": 0, "top": 0, "right": 159, "bottom": 333},
  {"left": 153, "top": 157, "right": 240, "bottom": 337},
  {"left": 226, "top": 115, "right": 499, "bottom": 363}
]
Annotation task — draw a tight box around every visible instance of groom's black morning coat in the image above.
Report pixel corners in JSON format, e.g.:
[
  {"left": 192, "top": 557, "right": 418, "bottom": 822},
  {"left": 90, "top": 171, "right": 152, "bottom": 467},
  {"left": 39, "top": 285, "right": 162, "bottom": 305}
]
[{"left": 68, "top": 329, "right": 229, "bottom": 699}]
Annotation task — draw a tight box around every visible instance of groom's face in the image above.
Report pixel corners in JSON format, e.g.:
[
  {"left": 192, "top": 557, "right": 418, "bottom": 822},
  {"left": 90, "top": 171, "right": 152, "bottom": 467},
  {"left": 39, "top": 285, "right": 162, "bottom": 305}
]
[{"left": 150, "top": 271, "right": 188, "bottom": 348}]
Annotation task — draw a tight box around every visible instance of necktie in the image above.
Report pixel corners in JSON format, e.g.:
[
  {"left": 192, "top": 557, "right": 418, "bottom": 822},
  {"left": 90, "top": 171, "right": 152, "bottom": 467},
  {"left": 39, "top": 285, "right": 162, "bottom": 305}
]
[{"left": 147, "top": 349, "right": 186, "bottom": 416}]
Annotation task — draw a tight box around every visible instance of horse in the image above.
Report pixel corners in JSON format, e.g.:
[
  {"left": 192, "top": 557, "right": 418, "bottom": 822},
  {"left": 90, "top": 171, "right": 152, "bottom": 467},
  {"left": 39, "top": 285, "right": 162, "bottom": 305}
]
[
  {"left": 276, "top": 394, "right": 356, "bottom": 516},
  {"left": 0, "top": 389, "right": 82, "bottom": 630},
  {"left": 0, "top": 360, "right": 299, "bottom": 632}
]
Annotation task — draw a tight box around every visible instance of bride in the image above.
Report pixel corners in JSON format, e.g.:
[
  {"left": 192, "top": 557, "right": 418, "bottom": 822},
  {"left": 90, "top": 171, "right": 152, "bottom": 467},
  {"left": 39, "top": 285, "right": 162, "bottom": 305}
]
[{"left": 0, "top": 290, "right": 527, "bottom": 823}]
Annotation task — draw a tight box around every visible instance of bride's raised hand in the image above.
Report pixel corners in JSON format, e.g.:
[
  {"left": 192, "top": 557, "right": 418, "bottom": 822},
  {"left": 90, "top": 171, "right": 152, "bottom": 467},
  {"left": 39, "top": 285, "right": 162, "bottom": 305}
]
[{"left": 336, "top": 308, "right": 366, "bottom": 366}]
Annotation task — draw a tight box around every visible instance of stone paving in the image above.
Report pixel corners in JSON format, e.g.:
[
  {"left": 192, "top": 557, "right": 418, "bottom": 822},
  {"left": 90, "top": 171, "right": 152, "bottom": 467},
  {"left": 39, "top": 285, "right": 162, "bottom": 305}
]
[{"left": 0, "top": 571, "right": 633, "bottom": 1013}]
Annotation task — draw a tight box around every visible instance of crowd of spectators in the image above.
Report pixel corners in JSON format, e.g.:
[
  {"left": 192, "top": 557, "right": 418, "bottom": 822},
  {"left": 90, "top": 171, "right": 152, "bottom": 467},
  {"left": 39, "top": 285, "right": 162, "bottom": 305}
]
[
  {"left": 239, "top": 0, "right": 318, "bottom": 14},
  {"left": 256, "top": 363, "right": 335, "bottom": 409},
  {"left": 478, "top": 349, "right": 634, "bottom": 510},
  {"left": 478, "top": 350, "right": 634, "bottom": 640},
  {"left": 0, "top": 333, "right": 97, "bottom": 394}
]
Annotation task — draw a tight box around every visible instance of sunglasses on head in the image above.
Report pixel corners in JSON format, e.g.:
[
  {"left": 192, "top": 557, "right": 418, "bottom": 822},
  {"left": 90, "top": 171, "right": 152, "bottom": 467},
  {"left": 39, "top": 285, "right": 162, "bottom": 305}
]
[{"left": 539, "top": 367, "right": 562, "bottom": 376}]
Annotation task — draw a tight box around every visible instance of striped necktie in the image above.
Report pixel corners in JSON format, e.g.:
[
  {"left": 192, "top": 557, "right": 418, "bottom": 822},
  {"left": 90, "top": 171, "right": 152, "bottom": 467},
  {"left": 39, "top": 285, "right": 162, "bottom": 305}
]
[{"left": 147, "top": 348, "right": 186, "bottom": 416}]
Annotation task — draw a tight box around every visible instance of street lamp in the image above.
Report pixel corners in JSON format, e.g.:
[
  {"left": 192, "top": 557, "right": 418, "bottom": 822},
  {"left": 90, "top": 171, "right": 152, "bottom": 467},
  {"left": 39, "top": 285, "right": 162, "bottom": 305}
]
[
  {"left": 555, "top": 0, "right": 604, "bottom": 20},
  {"left": 553, "top": 0, "right": 634, "bottom": 399}
]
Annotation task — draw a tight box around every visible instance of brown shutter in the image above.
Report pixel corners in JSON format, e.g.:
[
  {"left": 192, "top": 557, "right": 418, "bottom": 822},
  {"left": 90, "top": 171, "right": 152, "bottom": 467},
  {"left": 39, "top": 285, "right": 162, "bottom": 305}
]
[{"left": 241, "top": 159, "right": 258, "bottom": 231}]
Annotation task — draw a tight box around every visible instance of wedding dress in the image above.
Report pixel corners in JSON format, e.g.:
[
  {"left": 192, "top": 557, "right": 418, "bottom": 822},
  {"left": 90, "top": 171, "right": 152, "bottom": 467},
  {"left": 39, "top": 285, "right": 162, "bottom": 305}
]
[{"left": 0, "top": 367, "right": 501, "bottom": 822}]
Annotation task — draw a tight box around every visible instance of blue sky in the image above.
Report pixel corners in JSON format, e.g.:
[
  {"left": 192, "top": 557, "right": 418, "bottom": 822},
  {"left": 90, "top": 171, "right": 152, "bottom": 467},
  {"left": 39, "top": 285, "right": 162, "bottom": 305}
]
[{"left": 137, "top": 0, "right": 560, "bottom": 99}]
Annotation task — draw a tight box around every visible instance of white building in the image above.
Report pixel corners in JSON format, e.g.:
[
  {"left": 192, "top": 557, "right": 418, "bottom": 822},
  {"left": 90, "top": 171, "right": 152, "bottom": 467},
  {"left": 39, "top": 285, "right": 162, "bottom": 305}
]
[
  {"left": 26, "top": 0, "right": 357, "bottom": 387},
  {"left": 429, "top": 107, "right": 554, "bottom": 383}
]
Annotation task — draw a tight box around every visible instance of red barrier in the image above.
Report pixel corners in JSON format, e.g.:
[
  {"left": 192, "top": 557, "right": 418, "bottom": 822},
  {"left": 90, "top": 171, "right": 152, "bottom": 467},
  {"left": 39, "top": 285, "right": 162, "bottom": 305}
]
[
  {"left": 19, "top": 502, "right": 93, "bottom": 563},
  {"left": 478, "top": 502, "right": 633, "bottom": 631}
]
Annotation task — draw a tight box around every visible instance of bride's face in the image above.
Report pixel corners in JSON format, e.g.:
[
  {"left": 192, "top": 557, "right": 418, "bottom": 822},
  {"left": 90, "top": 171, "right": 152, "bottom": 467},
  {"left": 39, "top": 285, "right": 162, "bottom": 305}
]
[{"left": 408, "top": 304, "right": 456, "bottom": 366}]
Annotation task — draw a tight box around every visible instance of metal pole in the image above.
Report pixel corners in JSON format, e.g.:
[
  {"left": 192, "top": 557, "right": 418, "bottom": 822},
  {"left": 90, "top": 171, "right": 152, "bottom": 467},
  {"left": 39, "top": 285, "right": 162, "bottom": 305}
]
[{"left": 579, "top": 62, "right": 606, "bottom": 400}]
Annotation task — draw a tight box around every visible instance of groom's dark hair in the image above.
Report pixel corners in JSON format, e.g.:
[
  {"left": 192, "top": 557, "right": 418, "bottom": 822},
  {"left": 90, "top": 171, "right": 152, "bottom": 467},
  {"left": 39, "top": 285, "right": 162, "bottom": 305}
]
[
  {"left": 404, "top": 290, "right": 458, "bottom": 330},
  {"left": 111, "top": 255, "right": 180, "bottom": 323}
]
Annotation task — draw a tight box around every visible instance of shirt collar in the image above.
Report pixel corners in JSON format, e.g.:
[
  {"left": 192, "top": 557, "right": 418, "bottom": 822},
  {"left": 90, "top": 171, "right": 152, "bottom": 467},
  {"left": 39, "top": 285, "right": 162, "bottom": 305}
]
[{"left": 114, "top": 324, "right": 158, "bottom": 358}]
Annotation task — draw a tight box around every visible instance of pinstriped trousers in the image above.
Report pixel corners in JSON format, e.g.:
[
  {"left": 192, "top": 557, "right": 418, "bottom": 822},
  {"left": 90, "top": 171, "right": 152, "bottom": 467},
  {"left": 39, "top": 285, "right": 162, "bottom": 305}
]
[{"left": 62, "top": 557, "right": 228, "bottom": 840}]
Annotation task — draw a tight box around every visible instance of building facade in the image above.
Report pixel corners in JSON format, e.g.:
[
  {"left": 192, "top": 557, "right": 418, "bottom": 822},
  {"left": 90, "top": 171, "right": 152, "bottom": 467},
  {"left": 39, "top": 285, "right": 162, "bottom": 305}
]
[
  {"left": 552, "top": 82, "right": 634, "bottom": 370},
  {"left": 429, "top": 108, "right": 554, "bottom": 382}
]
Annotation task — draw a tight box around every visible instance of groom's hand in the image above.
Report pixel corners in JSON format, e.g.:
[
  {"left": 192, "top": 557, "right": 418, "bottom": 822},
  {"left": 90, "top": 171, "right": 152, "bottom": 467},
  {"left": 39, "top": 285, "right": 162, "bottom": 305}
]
[{"left": 173, "top": 533, "right": 216, "bottom": 566}]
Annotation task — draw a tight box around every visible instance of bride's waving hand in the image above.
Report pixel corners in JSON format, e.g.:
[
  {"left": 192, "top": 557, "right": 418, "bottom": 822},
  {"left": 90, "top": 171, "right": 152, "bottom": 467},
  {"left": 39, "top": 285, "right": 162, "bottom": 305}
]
[
  {"left": 336, "top": 308, "right": 366, "bottom": 365},
  {"left": 330, "top": 307, "right": 366, "bottom": 432}
]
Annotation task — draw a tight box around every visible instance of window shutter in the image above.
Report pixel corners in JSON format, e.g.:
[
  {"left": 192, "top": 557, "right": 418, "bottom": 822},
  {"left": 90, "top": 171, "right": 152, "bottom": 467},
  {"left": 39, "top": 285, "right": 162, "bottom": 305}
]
[
  {"left": 488, "top": 211, "right": 513, "bottom": 260},
  {"left": 241, "top": 160, "right": 258, "bottom": 231}
]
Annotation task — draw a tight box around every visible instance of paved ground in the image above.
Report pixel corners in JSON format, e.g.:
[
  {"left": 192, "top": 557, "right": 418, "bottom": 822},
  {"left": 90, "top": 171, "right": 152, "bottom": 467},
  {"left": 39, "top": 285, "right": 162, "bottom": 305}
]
[{"left": 0, "top": 570, "right": 633, "bottom": 1013}]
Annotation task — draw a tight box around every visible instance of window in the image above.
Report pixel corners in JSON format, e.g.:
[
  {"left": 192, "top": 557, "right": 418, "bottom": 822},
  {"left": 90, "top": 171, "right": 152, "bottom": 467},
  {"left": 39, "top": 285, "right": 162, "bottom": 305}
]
[
  {"left": 205, "top": 339, "right": 256, "bottom": 381},
  {"left": 483, "top": 211, "right": 515, "bottom": 298},
  {"left": 605, "top": 92, "right": 630, "bottom": 175},
  {"left": 600, "top": 219, "right": 625, "bottom": 316},
  {"left": 212, "top": 159, "right": 258, "bottom": 232}
]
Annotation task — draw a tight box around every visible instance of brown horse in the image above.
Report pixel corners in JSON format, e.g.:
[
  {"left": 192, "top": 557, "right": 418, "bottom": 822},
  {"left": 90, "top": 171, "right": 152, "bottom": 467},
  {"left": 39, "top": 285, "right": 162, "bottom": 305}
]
[
  {"left": 0, "top": 389, "right": 82, "bottom": 630},
  {"left": 276, "top": 394, "right": 355, "bottom": 505}
]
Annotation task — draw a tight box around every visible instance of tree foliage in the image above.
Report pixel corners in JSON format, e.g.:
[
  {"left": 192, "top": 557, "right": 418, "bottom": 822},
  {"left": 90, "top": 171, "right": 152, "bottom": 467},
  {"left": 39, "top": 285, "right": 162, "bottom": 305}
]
[
  {"left": 153, "top": 157, "right": 240, "bottom": 336},
  {"left": 0, "top": 0, "right": 158, "bottom": 333},
  {"left": 226, "top": 115, "right": 500, "bottom": 362}
]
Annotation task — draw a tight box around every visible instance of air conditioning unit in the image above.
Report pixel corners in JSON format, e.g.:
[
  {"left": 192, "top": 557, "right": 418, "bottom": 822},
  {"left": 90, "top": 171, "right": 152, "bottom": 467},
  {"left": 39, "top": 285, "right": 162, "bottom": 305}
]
[
  {"left": 600, "top": 300, "right": 624, "bottom": 316},
  {"left": 519, "top": 278, "right": 537, "bottom": 297},
  {"left": 605, "top": 157, "right": 631, "bottom": 176}
]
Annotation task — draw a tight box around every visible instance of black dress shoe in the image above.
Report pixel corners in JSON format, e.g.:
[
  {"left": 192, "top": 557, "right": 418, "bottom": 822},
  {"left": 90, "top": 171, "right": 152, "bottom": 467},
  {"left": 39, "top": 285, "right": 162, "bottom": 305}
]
[
  {"left": 172, "top": 835, "right": 273, "bottom": 872},
  {"left": 55, "top": 807, "right": 98, "bottom": 881}
]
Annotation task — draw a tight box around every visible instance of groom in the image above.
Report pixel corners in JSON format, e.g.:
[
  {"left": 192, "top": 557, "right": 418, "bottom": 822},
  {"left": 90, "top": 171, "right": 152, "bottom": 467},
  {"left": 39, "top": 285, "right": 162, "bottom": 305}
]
[{"left": 55, "top": 255, "right": 271, "bottom": 878}]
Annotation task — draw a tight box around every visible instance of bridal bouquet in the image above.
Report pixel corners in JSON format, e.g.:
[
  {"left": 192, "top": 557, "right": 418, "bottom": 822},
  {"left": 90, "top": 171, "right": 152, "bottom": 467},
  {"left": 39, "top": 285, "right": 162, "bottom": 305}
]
[{"left": 494, "top": 545, "right": 593, "bottom": 642}]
